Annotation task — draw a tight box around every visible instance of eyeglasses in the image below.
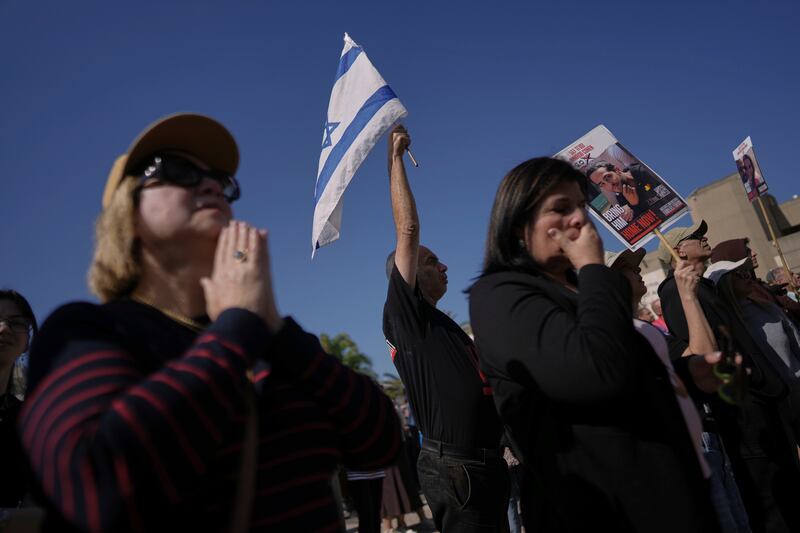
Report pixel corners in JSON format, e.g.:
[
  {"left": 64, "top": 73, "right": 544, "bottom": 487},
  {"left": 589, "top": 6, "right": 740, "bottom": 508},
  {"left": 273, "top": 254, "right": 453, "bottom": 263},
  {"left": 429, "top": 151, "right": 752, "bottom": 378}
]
[
  {"left": 0, "top": 317, "right": 30, "bottom": 334},
  {"left": 137, "top": 155, "right": 240, "bottom": 203},
  {"left": 678, "top": 235, "right": 708, "bottom": 245}
]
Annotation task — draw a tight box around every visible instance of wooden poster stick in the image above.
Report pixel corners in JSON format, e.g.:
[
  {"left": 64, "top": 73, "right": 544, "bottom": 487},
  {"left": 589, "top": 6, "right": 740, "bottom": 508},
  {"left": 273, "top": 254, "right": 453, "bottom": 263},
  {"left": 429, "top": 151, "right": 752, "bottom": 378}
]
[{"left": 654, "top": 228, "right": 681, "bottom": 263}]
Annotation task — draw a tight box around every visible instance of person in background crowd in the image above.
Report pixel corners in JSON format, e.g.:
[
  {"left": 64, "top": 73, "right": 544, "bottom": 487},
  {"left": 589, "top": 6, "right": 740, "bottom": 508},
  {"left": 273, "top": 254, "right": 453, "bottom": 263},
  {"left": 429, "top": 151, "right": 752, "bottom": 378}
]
[
  {"left": 711, "top": 239, "right": 800, "bottom": 324},
  {"left": 399, "top": 399, "right": 421, "bottom": 488},
  {"left": 651, "top": 299, "right": 670, "bottom": 334},
  {"left": 383, "top": 125, "right": 509, "bottom": 532},
  {"left": 0, "top": 290, "right": 38, "bottom": 528},
  {"left": 658, "top": 224, "right": 800, "bottom": 533},
  {"left": 380, "top": 457, "right": 426, "bottom": 533},
  {"left": 346, "top": 468, "right": 385, "bottom": 533},
  {"left": 636, "top": 306, "right": 655, "bottom": 322},
  {"left": 380, "top": 402, "right": 428, "bottom": 533},
  {"left": 19, "top": 113, "right": 400, "bottom": 532},
  {"left": 710, "top": 242, "right": 800, "bottom": 380},
  {"left": 765, "top": 267, "right": 799, "bottom": 303},
  {"left": 470, "top": 157, "right": 720, "bottom": 532},
  {"left": 608, "top": 250, "right": 751, "bottom": 533}
]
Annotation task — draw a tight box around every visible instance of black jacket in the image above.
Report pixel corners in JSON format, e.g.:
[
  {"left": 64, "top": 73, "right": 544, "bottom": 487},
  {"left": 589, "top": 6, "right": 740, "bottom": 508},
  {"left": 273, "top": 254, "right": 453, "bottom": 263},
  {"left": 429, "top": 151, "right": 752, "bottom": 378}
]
[{"left": 469, "top": 265, "right": 717, "bottom": 532}]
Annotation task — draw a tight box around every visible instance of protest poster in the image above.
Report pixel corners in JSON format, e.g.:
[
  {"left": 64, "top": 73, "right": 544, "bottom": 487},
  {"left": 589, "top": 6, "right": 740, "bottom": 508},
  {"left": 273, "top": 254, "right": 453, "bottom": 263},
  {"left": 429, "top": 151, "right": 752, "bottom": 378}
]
[
  {"left": 555, "top": 125, "right": 688, "bottom": 250},
  {"left": 732, "top": 136, "right": 768, "bottom": 202}
]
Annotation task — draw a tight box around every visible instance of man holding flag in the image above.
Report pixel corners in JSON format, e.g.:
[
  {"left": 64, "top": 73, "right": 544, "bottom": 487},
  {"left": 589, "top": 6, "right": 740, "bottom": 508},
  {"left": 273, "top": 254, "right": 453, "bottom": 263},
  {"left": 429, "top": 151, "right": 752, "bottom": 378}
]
[{"left": 382, "top": 125, "right": 510, "bottom": 532}]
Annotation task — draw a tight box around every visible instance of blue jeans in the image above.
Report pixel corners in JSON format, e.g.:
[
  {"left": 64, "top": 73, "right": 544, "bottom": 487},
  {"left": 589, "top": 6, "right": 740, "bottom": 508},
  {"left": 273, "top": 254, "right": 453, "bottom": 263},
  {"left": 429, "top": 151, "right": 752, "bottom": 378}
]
[
  {"left": 506, "top": 465, "right": 523, "bottom": 533},
  {"left": 702, "top": 432, "right": 751, "bottom": 533}
]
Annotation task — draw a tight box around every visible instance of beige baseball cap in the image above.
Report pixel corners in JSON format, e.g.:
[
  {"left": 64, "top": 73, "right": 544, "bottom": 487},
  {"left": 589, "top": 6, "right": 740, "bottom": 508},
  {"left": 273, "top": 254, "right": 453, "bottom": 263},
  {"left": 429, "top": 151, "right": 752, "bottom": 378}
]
[
  {"left": 656, "top": 219, "right": 708, "bottom": 266},
  {"left": 604, "top": 248, "right": 646, "bottom": 269},
  {"left": 101, "top": 113, "right": 239, "bottom": 208}
]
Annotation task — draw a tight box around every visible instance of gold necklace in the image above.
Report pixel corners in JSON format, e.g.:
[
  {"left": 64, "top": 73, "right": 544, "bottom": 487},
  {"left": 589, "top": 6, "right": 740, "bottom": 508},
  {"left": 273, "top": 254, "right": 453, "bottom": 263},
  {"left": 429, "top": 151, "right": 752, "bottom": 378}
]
[
  {"left": 132, "top": 295, "right": 256, "bottom": 380},
  {"left": 131, "top": 295, "right": 205, "bottom": 333}
]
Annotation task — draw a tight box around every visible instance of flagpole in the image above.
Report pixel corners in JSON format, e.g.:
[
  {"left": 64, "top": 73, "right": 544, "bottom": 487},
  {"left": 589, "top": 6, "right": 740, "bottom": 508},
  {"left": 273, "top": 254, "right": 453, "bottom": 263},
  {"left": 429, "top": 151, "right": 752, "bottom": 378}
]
[
  {"left": 653, "top": 228, "right": 681, "bottom": 263},
  {"left": 755, "top": 195, "right": 798, "bottom": 294},
  {"left": 406, "top": 148, "right": 419, "bottom": 167}
]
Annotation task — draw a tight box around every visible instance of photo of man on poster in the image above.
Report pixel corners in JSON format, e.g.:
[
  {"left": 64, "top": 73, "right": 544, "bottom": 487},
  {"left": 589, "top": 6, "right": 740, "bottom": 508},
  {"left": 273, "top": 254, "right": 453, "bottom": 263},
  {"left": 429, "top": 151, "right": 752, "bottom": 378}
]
[
  {"left": 584, "top": 160, "right": 662, "bottom": 222},
  {"left": 557, "top": 125, "right": 688, "bottom": 249}
]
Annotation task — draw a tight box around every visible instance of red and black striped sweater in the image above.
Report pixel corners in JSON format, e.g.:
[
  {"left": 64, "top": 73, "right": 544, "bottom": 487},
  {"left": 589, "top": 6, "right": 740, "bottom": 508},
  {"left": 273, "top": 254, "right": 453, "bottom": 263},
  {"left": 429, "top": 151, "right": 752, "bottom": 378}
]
[{"left": 19, "top": 299, "right": 400, "bottom": 532}]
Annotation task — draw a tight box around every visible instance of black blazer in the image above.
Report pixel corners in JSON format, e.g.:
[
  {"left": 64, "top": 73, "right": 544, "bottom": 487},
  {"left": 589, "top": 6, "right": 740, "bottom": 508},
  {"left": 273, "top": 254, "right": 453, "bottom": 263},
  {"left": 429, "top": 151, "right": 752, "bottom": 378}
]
[{"left": 469, "top": 265, "right": 718, "bottom": 532}]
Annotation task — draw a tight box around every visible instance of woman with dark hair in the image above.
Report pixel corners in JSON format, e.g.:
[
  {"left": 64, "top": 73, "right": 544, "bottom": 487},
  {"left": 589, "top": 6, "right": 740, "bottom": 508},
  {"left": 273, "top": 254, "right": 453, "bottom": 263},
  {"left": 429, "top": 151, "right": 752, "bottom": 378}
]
[
  {"left": 0, "top": 290, "right": 37, "bottom": 521},
  {"left": 468, "top": 157, "right": 722, "bottom": 532},
  {"left": 19, "top": 113, "right": 400, "bottom": 532}
]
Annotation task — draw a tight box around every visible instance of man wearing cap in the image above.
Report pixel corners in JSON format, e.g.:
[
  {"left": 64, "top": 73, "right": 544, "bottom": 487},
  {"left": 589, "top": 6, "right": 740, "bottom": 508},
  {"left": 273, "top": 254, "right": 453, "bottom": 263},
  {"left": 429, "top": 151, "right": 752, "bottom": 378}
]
[
  {"left": 657, "top": 221, "right": 800, "bottom": 532},
  {"left": 382, "top": 125, "right": 509, "bottom": 532},
  {"left": 655, "top": 220, "right": 715, "bottom": 349}
]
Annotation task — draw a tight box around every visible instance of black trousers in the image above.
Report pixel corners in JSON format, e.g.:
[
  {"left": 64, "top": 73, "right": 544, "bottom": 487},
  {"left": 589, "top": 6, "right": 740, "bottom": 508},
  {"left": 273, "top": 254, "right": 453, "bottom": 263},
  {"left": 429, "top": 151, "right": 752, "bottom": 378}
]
[
  {"left": 417, "top": 447, "right": 510, "bottom": 532},
  {"left": 348, "top": 477, "right": 384, "bottom": 533}
]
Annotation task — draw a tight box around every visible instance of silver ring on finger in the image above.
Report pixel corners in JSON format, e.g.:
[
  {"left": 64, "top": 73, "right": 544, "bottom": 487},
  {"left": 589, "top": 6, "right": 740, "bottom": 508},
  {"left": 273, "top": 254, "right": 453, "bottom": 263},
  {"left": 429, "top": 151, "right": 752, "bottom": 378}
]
[{"left": 233, "top": 249, "right": 249, "bottom": 263}]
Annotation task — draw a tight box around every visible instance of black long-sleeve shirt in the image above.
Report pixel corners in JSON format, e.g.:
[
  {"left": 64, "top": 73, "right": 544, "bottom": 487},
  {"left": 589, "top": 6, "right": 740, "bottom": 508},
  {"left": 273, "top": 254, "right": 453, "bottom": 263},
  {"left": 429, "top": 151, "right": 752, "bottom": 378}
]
[
  {"left": 470, "top": 265, "right": 718, "bottom": 532},
  {"left": 20, "top": 299, "right": 400, "bottom": 532}
]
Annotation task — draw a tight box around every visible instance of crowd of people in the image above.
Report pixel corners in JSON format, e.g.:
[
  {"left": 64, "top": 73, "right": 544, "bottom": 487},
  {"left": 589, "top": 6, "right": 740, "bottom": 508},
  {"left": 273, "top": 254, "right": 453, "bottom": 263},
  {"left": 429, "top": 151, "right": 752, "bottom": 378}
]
[{"left": 2, "top": 115, "right": 800, "bottom": 532}]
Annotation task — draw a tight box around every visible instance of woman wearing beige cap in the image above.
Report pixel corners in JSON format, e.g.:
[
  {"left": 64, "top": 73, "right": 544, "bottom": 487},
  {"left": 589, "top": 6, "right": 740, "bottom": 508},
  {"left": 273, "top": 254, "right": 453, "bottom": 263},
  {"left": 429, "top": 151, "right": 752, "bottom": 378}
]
[{"left": 18, "top": 114, "right": 400, "bottom": 532}]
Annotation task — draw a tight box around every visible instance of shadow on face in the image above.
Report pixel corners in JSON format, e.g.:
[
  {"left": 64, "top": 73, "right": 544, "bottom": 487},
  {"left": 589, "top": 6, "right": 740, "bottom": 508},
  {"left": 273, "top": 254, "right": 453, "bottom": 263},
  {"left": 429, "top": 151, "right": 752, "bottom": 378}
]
[
  {"left": 0, "top": 300, "right": 29, "bottom": 363},
  {"left": 524, "top": 181, "right": 589, "bottom": 273},
  {"left": 417, "top": 246, "right": 448, "bottom": 304}
]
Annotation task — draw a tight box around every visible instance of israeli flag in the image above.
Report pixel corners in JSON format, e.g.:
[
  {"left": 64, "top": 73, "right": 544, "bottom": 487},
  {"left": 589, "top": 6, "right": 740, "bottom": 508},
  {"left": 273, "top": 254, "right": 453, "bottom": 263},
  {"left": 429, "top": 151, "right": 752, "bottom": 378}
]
[{"left": 312, "top": 33, "right": 408, "bottom": 256}]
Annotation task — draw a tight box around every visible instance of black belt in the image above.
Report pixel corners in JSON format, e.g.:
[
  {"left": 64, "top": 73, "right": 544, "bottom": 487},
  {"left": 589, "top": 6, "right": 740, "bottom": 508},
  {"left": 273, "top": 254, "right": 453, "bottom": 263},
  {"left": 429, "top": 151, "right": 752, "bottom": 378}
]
[{"left": 421, "top": 438, "right": 502, "bottom": 462}]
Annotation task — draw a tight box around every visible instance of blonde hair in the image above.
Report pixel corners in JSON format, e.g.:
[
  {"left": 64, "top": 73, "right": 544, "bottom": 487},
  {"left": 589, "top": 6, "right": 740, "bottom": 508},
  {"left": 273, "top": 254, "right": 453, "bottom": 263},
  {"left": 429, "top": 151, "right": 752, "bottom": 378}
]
[{"left": 88, "top": 177, "right": 141, "bottom": 302}]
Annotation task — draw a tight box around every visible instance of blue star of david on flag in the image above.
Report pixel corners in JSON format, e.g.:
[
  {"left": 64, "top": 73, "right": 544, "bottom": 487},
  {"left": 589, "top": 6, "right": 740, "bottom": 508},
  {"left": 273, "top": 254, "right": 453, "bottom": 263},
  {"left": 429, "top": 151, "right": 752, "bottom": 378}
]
[{"left": 321, "top": 119, "right": 339, "bottom": 149}]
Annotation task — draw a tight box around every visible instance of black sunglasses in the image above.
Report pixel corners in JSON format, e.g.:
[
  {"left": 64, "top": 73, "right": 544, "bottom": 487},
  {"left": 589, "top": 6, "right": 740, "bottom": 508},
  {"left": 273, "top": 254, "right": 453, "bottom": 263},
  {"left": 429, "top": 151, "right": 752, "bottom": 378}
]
[{"left": 137, "top": 154, "right": 240, "bottom": 203}]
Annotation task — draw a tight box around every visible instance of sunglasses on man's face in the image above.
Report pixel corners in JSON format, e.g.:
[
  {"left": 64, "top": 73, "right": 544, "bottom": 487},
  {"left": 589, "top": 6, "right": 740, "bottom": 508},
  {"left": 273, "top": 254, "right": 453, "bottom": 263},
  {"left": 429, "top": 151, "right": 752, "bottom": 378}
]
[{"left": 137, "top": 155, "right": 240, "bottom": 203}]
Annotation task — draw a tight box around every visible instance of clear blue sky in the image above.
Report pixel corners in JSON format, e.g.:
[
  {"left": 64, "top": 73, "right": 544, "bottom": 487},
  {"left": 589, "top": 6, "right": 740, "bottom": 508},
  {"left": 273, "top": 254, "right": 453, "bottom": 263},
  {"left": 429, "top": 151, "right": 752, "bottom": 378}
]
[{"left": 3, "top": 0, "right": 799, "bottom": 378}]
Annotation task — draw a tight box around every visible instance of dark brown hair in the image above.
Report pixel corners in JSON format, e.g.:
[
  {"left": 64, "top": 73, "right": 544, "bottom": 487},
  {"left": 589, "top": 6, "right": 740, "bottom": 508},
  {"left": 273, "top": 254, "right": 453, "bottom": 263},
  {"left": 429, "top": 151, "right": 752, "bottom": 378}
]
[
  {"left": 0, "top": 289, "right": 37, "bottom": 337},
  {"left": 481, "top": 157, "right": 586, "bottom": 276}
]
